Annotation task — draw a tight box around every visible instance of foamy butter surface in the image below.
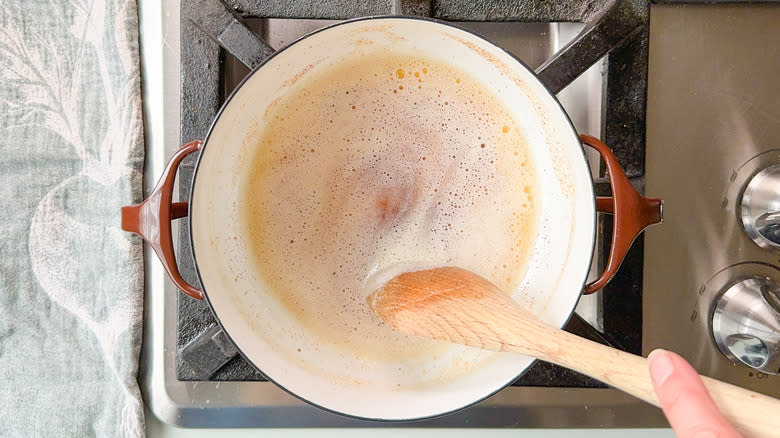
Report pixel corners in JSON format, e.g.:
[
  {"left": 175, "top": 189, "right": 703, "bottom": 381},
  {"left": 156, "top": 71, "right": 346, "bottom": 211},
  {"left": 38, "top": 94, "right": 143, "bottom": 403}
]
[{"left": 242, "top": 50, "right": 539, "bottom": 363}]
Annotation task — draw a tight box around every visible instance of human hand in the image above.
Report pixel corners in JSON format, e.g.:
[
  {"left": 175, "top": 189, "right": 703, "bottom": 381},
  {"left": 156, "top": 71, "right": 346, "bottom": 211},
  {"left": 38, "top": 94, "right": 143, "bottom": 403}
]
[{"left": 648, "top": 349, "right": 742, "bottom": 438}]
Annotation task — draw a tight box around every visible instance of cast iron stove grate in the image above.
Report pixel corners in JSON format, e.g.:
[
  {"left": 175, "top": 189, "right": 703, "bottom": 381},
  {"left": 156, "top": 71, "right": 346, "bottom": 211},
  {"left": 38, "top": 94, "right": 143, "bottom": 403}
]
[{"left": 173, "top": 0, "right": 649, "bottom": 386}]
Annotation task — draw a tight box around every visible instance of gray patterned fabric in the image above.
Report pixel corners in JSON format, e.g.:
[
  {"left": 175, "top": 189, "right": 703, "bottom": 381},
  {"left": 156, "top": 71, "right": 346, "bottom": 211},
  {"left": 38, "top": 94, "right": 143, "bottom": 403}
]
[{"left": 0, "top": 1, "right": 145, "bottom": 436}]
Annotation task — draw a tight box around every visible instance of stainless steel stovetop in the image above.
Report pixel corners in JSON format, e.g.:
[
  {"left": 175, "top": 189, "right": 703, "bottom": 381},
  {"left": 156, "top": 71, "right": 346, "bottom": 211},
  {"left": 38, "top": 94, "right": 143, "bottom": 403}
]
[
  {"left": 643, "top": 3, "right": 780, "bottom": 394},
  {"left": 137, "top": 0, "right": 779, "bottom": 428}
]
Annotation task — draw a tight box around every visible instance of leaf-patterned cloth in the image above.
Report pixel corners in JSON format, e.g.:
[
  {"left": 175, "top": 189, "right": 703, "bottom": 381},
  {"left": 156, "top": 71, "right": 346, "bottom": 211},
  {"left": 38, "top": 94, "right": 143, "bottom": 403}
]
[{"left": 0, "top": 1, "right": 145, "bottom": 436}]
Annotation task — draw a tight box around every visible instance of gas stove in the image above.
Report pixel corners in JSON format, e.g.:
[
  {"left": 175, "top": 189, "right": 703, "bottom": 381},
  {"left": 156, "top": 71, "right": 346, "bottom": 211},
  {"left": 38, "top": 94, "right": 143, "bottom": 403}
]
[{"left": 136, "top": 0, "right": 779, "bottom": 428}]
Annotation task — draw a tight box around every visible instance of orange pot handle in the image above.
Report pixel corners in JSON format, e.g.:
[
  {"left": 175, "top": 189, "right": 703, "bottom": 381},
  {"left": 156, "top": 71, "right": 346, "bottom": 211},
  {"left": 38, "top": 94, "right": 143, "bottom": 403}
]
[
  {"left": 580, "top": 134, "right": 663, "bottom": 294},
  {"left": 121, "top": 140, "right": 205, "bottom": 300}
]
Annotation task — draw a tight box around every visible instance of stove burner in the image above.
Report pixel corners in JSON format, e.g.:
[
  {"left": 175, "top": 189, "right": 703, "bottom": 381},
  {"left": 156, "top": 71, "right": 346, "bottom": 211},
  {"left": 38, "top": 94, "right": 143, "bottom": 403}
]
[{"left": 177, "top": 0, "right": 649, "bottom": 384}]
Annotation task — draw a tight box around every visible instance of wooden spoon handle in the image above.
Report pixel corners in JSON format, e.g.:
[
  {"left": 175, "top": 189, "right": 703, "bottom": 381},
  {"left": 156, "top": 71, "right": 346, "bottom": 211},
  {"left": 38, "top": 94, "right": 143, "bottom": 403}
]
[
  {"left": 534, "top": 328, "right": 780, "bottom": 438},
  {"left": 369, "top": 267, "right": 780, "bottom": 437}
]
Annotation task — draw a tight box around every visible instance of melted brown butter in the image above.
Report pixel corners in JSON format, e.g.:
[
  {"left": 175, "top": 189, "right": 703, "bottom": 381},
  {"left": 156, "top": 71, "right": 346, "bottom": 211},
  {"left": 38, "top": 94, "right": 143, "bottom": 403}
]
[{"left": 241, "top": 50, "right": 539, "bottom": 361}]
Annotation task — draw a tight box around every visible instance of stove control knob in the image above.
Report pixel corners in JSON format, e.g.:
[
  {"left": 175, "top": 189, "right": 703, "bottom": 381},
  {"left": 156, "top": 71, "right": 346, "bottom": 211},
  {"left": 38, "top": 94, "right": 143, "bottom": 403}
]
[
  {"left": 740, "top": 164, "right": 780, "bottom": 250},
  {"left": 712, "top": 277, "right": 780, "bottom": 375}
]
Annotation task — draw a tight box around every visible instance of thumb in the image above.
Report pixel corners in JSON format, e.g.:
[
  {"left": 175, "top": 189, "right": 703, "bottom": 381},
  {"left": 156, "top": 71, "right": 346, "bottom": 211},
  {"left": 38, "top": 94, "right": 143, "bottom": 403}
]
[{"left": 648, "top": 349, "right": 741, "bottom": 438}]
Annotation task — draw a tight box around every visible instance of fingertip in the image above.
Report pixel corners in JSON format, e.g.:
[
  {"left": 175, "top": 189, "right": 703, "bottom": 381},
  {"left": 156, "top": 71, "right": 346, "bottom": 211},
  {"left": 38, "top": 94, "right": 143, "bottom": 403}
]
[
  {"left": 647, "top": 349, "right": 741, "bottom": 438},
  {"left": 648, "top": 349, "right": 674, "bottom": 386}
]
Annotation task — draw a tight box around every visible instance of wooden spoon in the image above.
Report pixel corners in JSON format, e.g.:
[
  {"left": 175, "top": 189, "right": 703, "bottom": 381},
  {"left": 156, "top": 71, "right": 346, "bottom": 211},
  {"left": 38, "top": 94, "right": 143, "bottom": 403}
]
[{"left": 368, "top": 266, "right": 780, "bottom": 438}]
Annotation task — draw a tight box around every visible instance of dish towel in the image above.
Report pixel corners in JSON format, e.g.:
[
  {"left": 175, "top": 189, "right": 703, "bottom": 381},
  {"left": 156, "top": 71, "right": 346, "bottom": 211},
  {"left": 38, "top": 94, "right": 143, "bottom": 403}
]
[{"left": 0, "top": 1, "right": 145, "bottom": 436}]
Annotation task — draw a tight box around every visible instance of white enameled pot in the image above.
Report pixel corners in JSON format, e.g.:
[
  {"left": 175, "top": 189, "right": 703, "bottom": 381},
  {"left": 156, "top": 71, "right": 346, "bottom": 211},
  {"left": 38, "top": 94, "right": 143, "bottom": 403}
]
[{"left": 122, "top": 17, "right": 661, "bottom": 421}]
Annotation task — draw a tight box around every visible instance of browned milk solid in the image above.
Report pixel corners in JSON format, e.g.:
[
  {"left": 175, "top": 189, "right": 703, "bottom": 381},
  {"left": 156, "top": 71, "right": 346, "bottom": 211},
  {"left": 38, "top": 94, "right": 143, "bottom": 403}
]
[{"left": 242, "top": 51, "right": 538, "bottom": 361}]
